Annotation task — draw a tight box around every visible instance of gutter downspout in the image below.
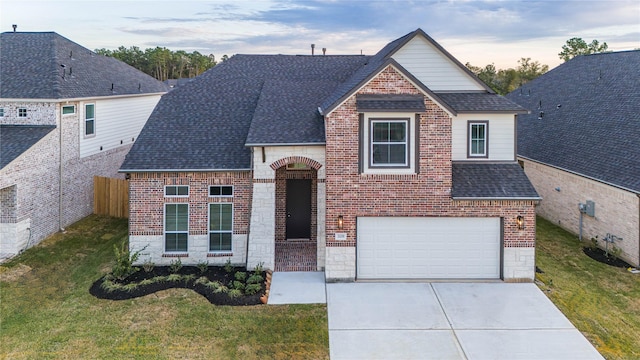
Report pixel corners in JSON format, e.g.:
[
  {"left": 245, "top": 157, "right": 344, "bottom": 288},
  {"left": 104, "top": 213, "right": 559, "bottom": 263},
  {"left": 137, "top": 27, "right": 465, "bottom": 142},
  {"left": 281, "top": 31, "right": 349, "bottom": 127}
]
[{"left": 58, "top": 107, "right": 64, "bottom": 232}]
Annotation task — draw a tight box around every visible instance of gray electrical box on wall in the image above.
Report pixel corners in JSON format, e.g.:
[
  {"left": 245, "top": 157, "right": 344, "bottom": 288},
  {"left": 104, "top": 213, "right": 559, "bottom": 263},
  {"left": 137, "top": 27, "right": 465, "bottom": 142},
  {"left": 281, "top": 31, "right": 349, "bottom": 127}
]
[{"left": 585, "top": 200, "right": 595, "bottom": 217}]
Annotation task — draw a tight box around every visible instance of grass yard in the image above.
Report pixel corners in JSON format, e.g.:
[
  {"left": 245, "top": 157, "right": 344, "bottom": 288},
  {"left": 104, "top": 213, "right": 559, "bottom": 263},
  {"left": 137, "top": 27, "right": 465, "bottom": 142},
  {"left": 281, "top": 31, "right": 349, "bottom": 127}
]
[
  {"left": 535, "top": 216, "right": 640, "bottom": 360},
  {"left": 0, "top": 215, "right": 328, "bottom": 359}
]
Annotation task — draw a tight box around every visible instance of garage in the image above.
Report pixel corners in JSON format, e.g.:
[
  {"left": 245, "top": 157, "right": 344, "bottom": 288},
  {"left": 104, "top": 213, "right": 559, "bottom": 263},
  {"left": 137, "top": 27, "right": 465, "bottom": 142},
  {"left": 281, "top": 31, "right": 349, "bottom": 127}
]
[{"left": 357, "top": 217, "right": 501, "bottom": 280}]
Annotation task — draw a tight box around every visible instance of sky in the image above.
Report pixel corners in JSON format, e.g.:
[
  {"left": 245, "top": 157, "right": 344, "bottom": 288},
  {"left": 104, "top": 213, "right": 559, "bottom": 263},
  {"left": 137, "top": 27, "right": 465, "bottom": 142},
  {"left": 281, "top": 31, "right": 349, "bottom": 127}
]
[{"left": 1, "top": 0, "right": 639, "bottom": 69}]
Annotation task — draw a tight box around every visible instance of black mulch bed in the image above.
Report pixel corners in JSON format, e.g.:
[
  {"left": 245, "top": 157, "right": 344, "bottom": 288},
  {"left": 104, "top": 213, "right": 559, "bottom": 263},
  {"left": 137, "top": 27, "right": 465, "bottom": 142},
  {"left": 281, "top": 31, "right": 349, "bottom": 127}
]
[
  {"left": 90, "top": 266, "right": 266, "bottom": 306},
  {"left": 583, "top": 247, "right": 631, "bottom": 268}
]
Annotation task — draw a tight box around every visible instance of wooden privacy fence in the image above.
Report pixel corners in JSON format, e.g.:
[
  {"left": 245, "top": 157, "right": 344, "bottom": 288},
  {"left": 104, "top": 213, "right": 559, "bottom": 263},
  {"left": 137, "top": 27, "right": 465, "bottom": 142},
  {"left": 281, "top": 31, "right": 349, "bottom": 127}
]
[{"left": 94, "top": 176, "right": 129, "bottom": 218}]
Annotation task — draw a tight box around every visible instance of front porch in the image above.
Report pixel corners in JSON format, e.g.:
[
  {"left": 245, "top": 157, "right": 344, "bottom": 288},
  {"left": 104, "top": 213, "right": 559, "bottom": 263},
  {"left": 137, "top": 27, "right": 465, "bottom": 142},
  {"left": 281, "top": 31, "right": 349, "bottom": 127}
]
[{"left": 274, "top": 241, "right": 317, "bottom": 271}]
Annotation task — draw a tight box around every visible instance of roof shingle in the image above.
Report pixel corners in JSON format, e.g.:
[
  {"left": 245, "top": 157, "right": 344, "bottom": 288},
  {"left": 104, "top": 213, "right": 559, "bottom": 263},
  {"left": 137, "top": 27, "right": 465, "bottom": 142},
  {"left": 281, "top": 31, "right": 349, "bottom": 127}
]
[
  {"left": 452, "top": 163, "right": 540, "bottom": 199},
  {"left": 1, "top": 125, "right": 56, "bottom": 169},
  {"left": 0, "top": 32, "right": 168, "bottom": 99},
  {"left": 506, "top": 50, "right": 640, "bottom": 193}
]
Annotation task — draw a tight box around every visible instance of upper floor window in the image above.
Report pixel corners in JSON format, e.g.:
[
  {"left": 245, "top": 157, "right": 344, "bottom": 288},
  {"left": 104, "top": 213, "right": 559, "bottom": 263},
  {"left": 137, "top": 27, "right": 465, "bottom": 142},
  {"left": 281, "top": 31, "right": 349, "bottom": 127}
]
[
  {"left": 62, "top": 105, "right": 75, "bottom": 115},
  {"left": 85, "top": 104, "right": 95, "bottom": 136},
  {"left": 468, "top": 121, "right": 488, "bottom": 158},
  {"left": 209, "top": 185, "right": 233, "bottom": 197},
  {"left": 165, "top": 185, "right": 189, "bottom": 197},
  {"left": 370, "top": 119, "right": 409, "bottom": 167},
  {"left": 18, "top": 108, "right": 27, "bottom": 117},
  {"left": 0, "top": 108, "right": 4, "bottom": 117}
]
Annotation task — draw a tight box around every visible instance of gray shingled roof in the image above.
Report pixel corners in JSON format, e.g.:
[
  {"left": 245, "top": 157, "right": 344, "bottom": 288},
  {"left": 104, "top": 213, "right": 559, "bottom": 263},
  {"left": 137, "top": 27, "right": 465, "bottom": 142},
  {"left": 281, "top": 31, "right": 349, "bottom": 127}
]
[
  {"left": 506, "top": 50, "right": 640, "bottom": 193},
  {"left": 438, "top": 93, "right": 527, "bottom": 113},
  {"left": 0, "top": 32, "right": 168, "bottom": 99},
  {"left": 121, "top": 55, "right": 368, "bottom": 171},
  {"left": 356, "top": 94, "right": 426, "bottom": 112},
  {"left": 451, "top": 163, "right": 540, "bottom": 199},
  {"left": 1, "top": 125, "right": 56, "bottom": 169}
]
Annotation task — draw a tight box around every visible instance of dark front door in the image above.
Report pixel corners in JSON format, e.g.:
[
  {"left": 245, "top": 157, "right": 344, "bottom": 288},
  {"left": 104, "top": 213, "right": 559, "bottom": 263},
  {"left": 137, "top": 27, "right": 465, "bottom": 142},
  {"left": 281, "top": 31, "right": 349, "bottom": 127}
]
[{"left": 286, "top": 179, "right": 311, "bottom": 239}]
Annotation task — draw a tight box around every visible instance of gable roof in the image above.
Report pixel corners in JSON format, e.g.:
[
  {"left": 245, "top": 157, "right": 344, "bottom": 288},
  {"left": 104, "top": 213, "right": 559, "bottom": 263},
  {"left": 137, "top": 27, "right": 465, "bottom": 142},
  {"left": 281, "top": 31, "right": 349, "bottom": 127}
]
[
  {"left": 506, "top": 50, "right": 640, "bottom": 193},
  {"left": 121, "top": 55, "right": 368, "bottom": 171},
  {"left": 0, "top": 32, "right": 168, "bottom": 99},
  {"left": 122, "top": 29, "right": 527, "bottom": 172},
  {"left": 0, "top": 125, "right": 56, "bottom": 169},
  {"left": 319, "top": 28, "right": 495, "bottom": 115}
]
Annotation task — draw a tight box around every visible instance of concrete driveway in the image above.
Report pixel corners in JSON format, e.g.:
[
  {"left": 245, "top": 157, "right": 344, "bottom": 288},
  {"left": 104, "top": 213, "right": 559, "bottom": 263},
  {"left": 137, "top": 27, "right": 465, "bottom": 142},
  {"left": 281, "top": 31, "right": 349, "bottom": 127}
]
[{"left": 327, "top": 282, "right": 603, "bottom": 360}]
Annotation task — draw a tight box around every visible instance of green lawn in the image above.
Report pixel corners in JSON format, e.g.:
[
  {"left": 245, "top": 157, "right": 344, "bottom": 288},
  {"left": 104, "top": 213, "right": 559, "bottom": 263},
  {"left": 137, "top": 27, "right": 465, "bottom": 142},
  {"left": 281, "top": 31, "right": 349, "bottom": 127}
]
[
  {"left": 535, "top": 216, "right": 640, "bottom": 360},
  {"left": 0, "top": 216, "right": 328, "bottom": 359}
]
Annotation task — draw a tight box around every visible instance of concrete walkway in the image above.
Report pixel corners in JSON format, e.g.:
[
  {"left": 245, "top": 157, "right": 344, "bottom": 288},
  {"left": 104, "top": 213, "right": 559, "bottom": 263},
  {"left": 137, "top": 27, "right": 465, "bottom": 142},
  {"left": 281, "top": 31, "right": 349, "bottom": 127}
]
[
  {"left": 327, "top": 282, "right": 604, "bottom": 360},
  {"left": 267, "top": 271, "right": 326, "bottom": 304}
]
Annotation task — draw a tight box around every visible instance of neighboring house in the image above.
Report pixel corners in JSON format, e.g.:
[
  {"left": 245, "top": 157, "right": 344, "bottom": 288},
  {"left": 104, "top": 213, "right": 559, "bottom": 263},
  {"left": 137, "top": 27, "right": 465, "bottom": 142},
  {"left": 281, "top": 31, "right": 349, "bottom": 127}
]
[
  {"left": 163, "top": 78, "right": 193, "bottom": 90},
  {"left": 507, "top": 50, "right": 640, "bottom": 267},
  {"left": 0, "top": 31, "right": 168, "bottom": 258},
  {"left": 122, "top": 29, "right": 540, "bottom": 282}
]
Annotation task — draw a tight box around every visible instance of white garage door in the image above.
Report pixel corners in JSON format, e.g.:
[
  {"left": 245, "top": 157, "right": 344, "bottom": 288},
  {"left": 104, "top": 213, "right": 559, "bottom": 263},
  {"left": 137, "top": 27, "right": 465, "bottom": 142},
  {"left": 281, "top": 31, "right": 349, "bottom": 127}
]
[{"left": 357, "top": 217, "right": 501, "bottom": 280}]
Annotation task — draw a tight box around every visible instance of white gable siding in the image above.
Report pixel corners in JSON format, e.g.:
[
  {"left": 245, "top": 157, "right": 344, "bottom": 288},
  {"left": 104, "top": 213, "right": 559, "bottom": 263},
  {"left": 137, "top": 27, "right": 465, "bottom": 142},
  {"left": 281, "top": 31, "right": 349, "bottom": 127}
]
[
  {"left": 451, "top": 113, "right": 515, "bottom": 161},
  {"left": 79, "top": 95, "right": 161, "bottom": 158},
  {"left": 391, "top": 36, "right": 485, "bottom": 92}
]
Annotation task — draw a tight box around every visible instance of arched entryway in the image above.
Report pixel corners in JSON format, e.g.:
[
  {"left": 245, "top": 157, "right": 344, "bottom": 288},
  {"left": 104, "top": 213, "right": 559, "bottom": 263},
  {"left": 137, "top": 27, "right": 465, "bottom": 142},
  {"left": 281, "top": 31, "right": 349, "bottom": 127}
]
[{"left": 271, "top": 157, "right": 321, "bottom": 271}]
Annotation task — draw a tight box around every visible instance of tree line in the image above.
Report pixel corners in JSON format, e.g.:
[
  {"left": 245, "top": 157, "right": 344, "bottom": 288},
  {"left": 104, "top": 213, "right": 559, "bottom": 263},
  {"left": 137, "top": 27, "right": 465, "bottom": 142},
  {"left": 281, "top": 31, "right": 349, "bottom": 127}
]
[
  {"left": 465, "top": 37, "right": 609, "bottom": 95},
  {"left": 94, "top": 46, "right": 221, "bottom": 81},
  {"left": 96, "top": 37, "right": 607, "bottom": 89}
]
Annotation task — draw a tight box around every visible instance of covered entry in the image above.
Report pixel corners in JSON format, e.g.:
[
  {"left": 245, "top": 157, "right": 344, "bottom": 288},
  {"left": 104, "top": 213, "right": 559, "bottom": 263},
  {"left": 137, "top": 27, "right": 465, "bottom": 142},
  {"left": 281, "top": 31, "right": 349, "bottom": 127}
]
[{"left": 357, "top": 217, "right": 501, "bottom": 280}]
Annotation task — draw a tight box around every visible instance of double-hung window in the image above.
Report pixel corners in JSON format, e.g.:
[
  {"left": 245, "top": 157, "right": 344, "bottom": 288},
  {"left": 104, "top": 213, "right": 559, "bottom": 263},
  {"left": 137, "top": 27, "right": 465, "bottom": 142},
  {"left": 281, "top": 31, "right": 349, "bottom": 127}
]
[
  {"left": 370, "top": 119, "right": 409, "bottom": 167},
  {"left": 209, "top": 203, "right": 232, "bottom": 252},
  {"left": 85, "top": 104, "right": 95, "bottom": 136},
  {"left": 165, "top": 203, "right": 188, "bottom": 252},
  {"left": 468, "top": 121, "right": 488, "bottom": 158}
]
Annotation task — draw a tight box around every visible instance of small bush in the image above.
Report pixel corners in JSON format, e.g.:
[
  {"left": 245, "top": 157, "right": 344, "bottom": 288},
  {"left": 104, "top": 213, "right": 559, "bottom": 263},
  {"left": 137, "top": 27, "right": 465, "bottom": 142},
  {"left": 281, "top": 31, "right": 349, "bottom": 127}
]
[
  {"left": 142, "top": 259, "right": 155, "bottom": 273},
  {"left": 196, "top": 260, "right": 209, "bottom": 274},
  {"left": 205, "top": 281, "right": 228, "bottom": 294},
  {"left": 247, "top": 274, "right": 263, "bottom": 284},
  {"left": 253, "top": 262, "right": 264, "bottom": 274},
  {"left": 169, "top": 258, "right": 183, "bottom": 274},
  {"left": 227, "top": 288, "right": 242, "bottom": 299},
  {"left": 167, "top": 273, "right": 183, "bottom": 282},
  {"left": 224, "top": 259, "right": 233, "bottom": 273},
  {"left": 112, "top": 242, "right": 146, "bottom": 280},
  {"left": 232, "top": 280, "right": 245, "bottom": 291},
  {"left": 123, "top": 283, "right": 139, "bottom": 293},
  {"left": 195, "top": 276, "right": 209, "bottom": 285},
  {"left": 234, "top": 271, "right": 247, "bottom": 281},
  {"left": 245, "top": 283, "right": 262, "bottom": 295},
  {"left": 139, "top": 278, "right": 155, "bottom": 286}
]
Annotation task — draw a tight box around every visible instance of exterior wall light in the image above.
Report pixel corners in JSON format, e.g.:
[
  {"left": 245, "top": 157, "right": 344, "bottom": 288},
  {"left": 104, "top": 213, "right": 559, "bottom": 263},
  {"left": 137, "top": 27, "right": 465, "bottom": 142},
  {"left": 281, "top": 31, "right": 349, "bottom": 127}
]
[
  {"left": 337, "top": 215, "right": 344, "bottom": 230},
  {"left": 516, "top": 215, "right": 525, "bottom": 230}
]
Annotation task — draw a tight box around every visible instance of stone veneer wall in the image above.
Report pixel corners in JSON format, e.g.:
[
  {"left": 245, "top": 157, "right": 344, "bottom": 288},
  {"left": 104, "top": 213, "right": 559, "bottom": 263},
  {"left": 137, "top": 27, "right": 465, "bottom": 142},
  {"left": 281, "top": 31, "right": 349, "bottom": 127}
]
[
  {"left": 128, "top": 171, "right": 252, "bottom": 266},
  {"left": 247, "top": 146, "right": 326, "bottom": 270},
  {"left": 522, "top": 158, "right": 639, "bottom": 267},
  {"left": 324, "top": 66, "right": 537, "bottom": 282}
]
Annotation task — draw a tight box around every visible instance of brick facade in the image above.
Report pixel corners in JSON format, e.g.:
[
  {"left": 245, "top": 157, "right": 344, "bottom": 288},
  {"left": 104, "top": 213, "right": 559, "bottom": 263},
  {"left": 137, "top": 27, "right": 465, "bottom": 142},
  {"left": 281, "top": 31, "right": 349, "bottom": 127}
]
[
  {"left": 0, "top": 101, "right": 139, "bottom": 256},
  {"left": 522, "top": 158, "right": 639, "bottom": 267},
  {"left": 324, "top": 66, "right": 537, "bottom": 281},
  {"left": 128, "top": 171, "right": 252, "bottom": 265}
]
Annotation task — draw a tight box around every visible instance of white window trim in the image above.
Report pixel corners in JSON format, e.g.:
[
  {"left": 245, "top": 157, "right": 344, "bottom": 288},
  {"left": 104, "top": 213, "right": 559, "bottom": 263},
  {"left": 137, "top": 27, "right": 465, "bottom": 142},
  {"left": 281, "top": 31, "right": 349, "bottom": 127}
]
[
  {"left": 84, "top": 103, "right": 95, "bottom": 137},
  {"left": 369, "top": 119, "right": 410, "bottom": 168},
  {"left": 208, "top": 203, "right": 233, "bottom": 253},
  {"left": 61, "top": 105, "right": 75, "bottom": 116},
  {"left": 362, "top": 112, "right": 416, "bottom": 175},
  {"left": 164, "top": 203, "right": 189, "bottom": 253},
  {"left": 209, "top": 185, "right": 234, "bottom": 197},
  {"left": 164, "top": 185, "right": 190, "bottom": 197},
  {"left": 468, "top": 121, "right": 488, "bottom": 158},
  {"left": 17, "top": 108, "right": 27, "bottom": 118}
]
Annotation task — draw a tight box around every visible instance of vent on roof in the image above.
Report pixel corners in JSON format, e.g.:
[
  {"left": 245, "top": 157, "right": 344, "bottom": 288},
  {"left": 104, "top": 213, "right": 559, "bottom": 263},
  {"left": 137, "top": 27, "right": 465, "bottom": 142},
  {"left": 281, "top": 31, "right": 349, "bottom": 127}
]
[
  {"left": 311, "top": 44, "right": 315, "bottom": 56},
  {"left": 12, "top": 24, "right": 17, "bottom": 32},
  {"left": 322, "top": 48, "right": 326, "bottom": 55}
]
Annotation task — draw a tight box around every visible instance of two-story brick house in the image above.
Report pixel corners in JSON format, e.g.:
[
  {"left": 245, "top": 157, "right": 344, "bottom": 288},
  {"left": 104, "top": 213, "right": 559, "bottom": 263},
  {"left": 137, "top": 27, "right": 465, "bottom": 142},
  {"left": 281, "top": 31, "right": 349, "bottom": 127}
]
[
  {"left": 0, "top": 31, "right": 167, "bottom": 258},
  {"left": 122, "top": 29, "right": 540, "bottom": 281}
]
